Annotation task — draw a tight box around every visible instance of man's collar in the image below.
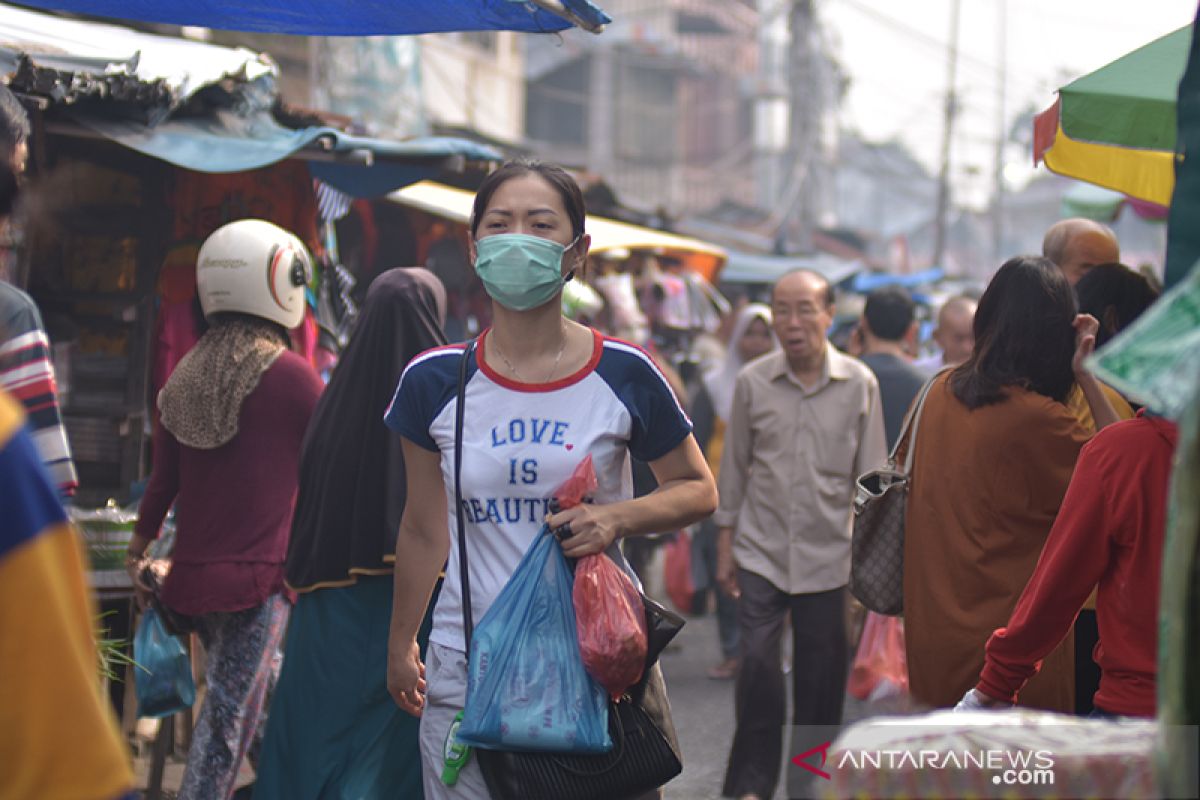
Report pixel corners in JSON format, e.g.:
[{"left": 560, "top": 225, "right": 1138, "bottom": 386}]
[
  {"left": 825, "top": 342, "right": 854, "bottom": 381},
  {"left": 770, "top": 341, "right": 849, "bottom": 388}
]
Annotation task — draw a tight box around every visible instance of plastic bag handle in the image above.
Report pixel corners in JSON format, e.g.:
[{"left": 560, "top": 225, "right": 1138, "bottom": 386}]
[{"left": 455, "top": 340, "right": 477, "bottom": 652}]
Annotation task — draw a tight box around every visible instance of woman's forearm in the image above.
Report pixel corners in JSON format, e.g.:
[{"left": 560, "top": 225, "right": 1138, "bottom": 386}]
[
  {"left": 1076, "top": 373, "right": 1120, "bottom": 430},
  {"left": 613, "top": 476, "right": 718, "bottom": 539},
  {"left": 389, "top": 522, "right": 449, "bottom": 646}
]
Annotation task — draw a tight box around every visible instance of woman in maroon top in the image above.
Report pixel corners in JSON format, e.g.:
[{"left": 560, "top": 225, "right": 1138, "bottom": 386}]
[{"left": 125, "top": 220, "right": 323, "bottom": 800}]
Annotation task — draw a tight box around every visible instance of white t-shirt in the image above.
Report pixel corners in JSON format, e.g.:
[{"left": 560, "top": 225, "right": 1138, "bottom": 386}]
[{"left": 385, "top": 328, "right": 692, "bottom": 653}]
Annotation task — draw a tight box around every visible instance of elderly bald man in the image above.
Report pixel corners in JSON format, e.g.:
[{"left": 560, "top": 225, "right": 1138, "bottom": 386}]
[
  {"left": 915, "top": 294, "right": 977, "bottom": 374},
  {"left": 1042, "top": 218, "right": 1120, "bottom": 286}
]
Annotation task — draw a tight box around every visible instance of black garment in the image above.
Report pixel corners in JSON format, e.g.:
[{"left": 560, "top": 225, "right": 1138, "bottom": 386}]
[
  {"left": 1074, "top": 608, "right": 1101, "bottom": 715},
  {"left": 285, "top": 268, "right": 447, "bottom": 591},
  {"left": 860, "top": 352, "right": 927, "bottom": 449},
  {"left": 723, "top": 571, "right": 847, "bottom": 800},
  {"left": 686, "top": 377, "right": 717, "bottom": 456}
]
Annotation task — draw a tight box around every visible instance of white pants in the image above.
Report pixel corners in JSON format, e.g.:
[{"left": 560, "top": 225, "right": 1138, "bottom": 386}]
[{"left": 419, "top": 643, "right": 492, "bottom": 799}]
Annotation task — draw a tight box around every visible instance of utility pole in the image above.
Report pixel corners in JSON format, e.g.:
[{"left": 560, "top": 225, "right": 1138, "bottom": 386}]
[
  {"left": 991, "top": 0, "right": 1008, "bottom": 267},
  {"left": 932, "top": 0, "right": 961, "bottom": 269},
  {"left": 785, "top": 0, "right": 817, "bottom": 252}
]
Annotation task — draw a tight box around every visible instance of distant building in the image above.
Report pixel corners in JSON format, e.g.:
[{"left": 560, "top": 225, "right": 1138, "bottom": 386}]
[{"left": 524, "top": 0, "right": 759, "bottom": 215}]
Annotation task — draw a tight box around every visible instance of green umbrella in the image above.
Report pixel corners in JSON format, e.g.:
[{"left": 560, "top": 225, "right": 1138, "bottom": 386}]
[{"left": 1034, "top": 26, "right": 1191, "bottom": 208}]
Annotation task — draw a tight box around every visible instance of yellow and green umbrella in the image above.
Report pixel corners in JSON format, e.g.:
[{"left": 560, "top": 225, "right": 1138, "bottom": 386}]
[{"left": 1034, "top": 25, "right": 1192, "bottom": 208}]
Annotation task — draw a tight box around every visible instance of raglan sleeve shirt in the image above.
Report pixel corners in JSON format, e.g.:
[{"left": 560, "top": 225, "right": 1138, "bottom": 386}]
[
  {"left": 608, "top": 348, "right": 693, "bottom": 462},
  {"left": 385, "top": 346, "right": 457, "bottom": 451}
]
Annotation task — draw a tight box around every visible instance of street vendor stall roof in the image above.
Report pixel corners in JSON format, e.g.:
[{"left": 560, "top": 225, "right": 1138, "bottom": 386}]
[
  {"left": 11, "top": 0, "right": 611, "bottom": 35},
  {"left": 1, "top": 2, "right": 502, "bottom": 197},
  {"left": 0, "top": 2, "right": 271, "bottom": 112},
  {"left": 75, "top": 115, "right": 502, "bottom": 198},
  {"left": 390, "top": 180, "right": 728, "bottom": 279}
]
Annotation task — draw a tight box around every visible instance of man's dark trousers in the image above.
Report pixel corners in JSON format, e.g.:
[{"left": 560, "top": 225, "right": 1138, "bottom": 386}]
[{"left": 722, "top": 570, "right": 847, "bottom": 799}]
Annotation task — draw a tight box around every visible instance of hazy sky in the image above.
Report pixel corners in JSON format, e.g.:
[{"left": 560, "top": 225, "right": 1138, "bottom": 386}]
[{"left": 819, "top": 0, "right": 1197, "bottom": 207}]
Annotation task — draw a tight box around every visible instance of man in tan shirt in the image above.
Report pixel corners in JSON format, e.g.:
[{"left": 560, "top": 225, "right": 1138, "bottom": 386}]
[{"left": 716, "top": 270, "right": 886, "bottom": 800}]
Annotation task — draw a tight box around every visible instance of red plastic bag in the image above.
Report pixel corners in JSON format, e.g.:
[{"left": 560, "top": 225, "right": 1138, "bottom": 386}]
[
  {"left": 663, "top": 530, "right": 694, "bottom": 614},
  {"left": 554, "top": 454, "right": 599, "bottom": 510},
  {"left": 573, "top": 553, "right": 648, "bottom": 700},
  {"left": 848, "top": 612, "right": 909, "bottom": 701},
  {"left": 557, "top": 455, "right": 647, "bottom": 700}
]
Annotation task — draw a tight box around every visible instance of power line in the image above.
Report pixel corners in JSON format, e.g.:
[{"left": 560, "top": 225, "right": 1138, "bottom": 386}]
[{"left": 826, "top": 0, "right": 1053, "bottom": 96}]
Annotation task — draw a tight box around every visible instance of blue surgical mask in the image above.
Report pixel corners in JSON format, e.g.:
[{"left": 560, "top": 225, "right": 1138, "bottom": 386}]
[{"left": 473, "top": 233, "right": 580, "bottom": 311}]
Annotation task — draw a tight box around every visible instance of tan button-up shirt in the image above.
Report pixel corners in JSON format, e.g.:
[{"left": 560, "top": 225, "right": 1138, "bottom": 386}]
[{"left": 714, "top": 343, "right": 887, "bottom": 594}]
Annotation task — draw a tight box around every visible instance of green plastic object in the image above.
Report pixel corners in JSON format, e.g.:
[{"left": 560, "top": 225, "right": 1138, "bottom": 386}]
[
  {"left": 1086, "top": 258, "right": 1200, "bottom": 420},
  {"left": 441, "top": 711, "right": 471, "bottom": 786},
  {"left": 1156, "top": 371, "right": 1199, "bottom": 798}
]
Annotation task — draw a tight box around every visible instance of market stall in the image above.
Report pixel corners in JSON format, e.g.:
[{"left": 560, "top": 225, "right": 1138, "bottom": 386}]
[{"left": 3, "top": 2, "right": 500, "bottom": 509}]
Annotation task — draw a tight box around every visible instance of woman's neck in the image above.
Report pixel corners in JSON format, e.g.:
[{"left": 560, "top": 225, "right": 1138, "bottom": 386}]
[
  {"left": 484, "top": 300, "right": 594, "bottom": 384},
  {"left": 489, "top": 301, "right": 567, "bottom": 361}
]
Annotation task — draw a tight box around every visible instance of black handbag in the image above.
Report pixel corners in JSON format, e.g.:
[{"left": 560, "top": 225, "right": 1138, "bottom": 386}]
[{"left": 452, "top": 340, "right": 683, "bottom": 800}]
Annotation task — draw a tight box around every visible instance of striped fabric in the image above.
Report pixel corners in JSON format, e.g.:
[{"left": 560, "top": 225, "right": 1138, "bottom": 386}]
[
  {"left": 0, "top": 328, "right": 78, "bottom": 494},
  {"left": 0, "top": 390, "right": 134, "bottom": 799},
  {"left": 315, "top": 179, "right": 353, "bottom": 222}
]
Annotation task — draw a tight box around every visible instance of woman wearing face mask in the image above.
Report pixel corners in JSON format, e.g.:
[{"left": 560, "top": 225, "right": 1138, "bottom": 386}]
[{"left": 384, "top": 161, "right": 718, "bottom": 799}]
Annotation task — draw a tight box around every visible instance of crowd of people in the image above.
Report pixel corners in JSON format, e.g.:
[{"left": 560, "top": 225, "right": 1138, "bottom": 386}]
[{"left": 0, "top": 68, "right": 1181, "bottom": 800}]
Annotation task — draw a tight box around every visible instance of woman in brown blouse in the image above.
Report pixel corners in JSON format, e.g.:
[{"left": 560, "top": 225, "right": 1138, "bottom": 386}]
[{"left": 902, "top": 255, "right": 1117, "bottom": 711}]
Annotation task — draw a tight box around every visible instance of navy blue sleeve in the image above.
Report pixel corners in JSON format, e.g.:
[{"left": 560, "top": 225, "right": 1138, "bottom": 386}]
[
  {"left": 598, "top": 343, "right": 693, "bottom": 463},
  {"left": 384, "top": 348, "right": 460, "bottom": 452}
]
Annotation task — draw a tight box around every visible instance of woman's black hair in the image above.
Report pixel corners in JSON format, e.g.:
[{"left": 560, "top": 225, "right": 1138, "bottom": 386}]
[
  {"left": 949, "top": 255, "right": 1078, "bottom": 409},
  {"left": 1075, "top": 262, "right": 1159, "bottom": 348},
  {"left": 469, "top": 160, "right": 587, "bottom": 240}
]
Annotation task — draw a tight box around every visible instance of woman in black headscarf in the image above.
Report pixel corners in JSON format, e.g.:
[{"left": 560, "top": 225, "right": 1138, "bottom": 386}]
[{"left": 255, "top": 268, "right": 447, "bottom": 800}]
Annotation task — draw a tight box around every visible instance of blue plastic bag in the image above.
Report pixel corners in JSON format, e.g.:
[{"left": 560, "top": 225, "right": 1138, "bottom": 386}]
[
  {"left": 457, "top": 528, "right": 611, "bottom": 753},
  {"left": 134, "top": 607, "right": 196, "bottom": 719}
]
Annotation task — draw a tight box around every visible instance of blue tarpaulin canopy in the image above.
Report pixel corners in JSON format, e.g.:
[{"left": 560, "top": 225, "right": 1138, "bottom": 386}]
[
  {"left": 12, "top": 0, "right": 611, "bottom": 35},
  {"left": 77, "top": 113, "right": 502, "bottom": 197},
  {"left": 851, "top": 267, "right": 946, "bottom": 293}
]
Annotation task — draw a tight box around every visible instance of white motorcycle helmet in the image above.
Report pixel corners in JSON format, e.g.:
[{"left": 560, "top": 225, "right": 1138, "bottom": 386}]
[{"left": 196, "top": 219, "right": 312, "bottom": 329}]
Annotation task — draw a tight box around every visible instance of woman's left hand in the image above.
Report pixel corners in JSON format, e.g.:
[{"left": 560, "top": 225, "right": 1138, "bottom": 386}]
[
  {"left": 546, "top": 503, "right": 624, "bottom": 558},
  {"left": 1072, "top": 313, "right": 1101, "bottom": 375}
]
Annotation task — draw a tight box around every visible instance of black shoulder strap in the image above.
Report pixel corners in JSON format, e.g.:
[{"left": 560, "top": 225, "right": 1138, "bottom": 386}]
[{"left": 455, "top": 340, "right": 476, "bottom": 653}]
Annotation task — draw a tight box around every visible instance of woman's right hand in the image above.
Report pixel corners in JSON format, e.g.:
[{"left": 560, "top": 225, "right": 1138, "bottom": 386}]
[
  {"left": 1071, "top": 313, "right": 1101, "bottom": 376},
  {"left": 124, "top": 555, "right": 152, "bottom": 611},
  {"left": 387, "top": 637, "right": 427, "bottom": 717}
]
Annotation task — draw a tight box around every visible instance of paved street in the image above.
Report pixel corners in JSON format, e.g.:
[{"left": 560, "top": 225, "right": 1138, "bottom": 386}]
[
  {"left": 658, "top": 607, "right": 742, "bottom": 800},
  {"left": 655, "top": 577, "right": 910, "bottom": 799}
]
